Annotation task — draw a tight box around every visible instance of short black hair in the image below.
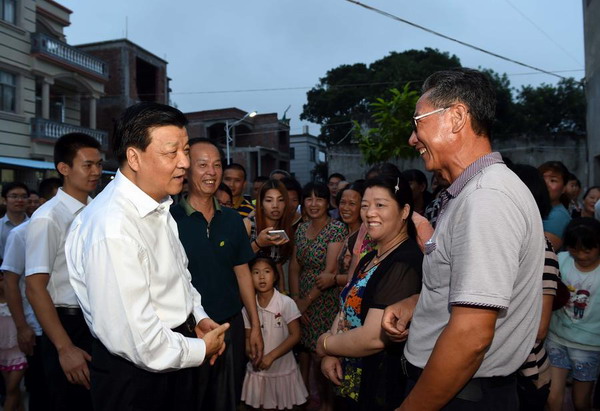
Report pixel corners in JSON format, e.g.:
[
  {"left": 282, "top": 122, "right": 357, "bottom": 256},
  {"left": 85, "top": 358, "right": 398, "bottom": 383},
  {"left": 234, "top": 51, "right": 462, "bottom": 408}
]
[
  {"left": 254, "top": 175, "right": 269, "bottom": 184},
  {"left": 301, "top": 182, "right": 329, "bottom": 202},
  {"left": 54, "top": 132, "right": 101, "bottom": 169},
  {"left": 567, "top": 172, "right": 581, "bottom": 188},
  {"left": 269, "top": 169, "right": 291, "bottom": 179},
  {"left": 563, "top": 217, "right": 600, "bottom": 250},
  {"left": 365, "top": 163, "right": 401, "bottom": 180},
  {"left": 281, "top": 177, "right": 302, "bottom": 201},
  {"left": 2, "top": 182, "right": 30, "bottom": 198},
  {"left": 224, "top": 163, "right": 247, "bottom": 180},
  {"left": 188, "top": 138, "right": 224, "bottom": 159},
  {"left": 328, "top": 173, "right": 346, "bottom": 181},
  {"left": 113, "top": 102, "right": 188, "bottom": 165},
  {"left": 217, "top": 182, "right": 233, "bottom": 199},
  {"left": 422, "top": 68, "right": 496, "bottom": 138},
  {"left": 583, "top": 186, "right": 600, "bottom": 201},
  {"left": 538, "top": 161, "right": 570, "bottom": 185},
  {"left": 509, "top": 164, "right": 551, "bottom": 220},
  {"left": 38, "top": 177, "right": 62, "bottom": 200},
  {"left": 402, "top": 169, "right": 428, "bottom": 188},
  {"left": 363, "top": 176, "right": 416, "bottom": 241},
  {"left": 336, "top": 181, "right": 366, "bottom": 207}
]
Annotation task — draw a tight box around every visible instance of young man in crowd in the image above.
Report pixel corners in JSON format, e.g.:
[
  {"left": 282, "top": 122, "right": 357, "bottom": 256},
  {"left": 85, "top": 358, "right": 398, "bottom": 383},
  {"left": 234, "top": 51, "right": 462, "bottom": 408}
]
[
  {"left": 251, "top": 175, "right": 268, "bottom": 206},
  {"left": 538, "top": 161, "right": 571, "bottom": 250},
  {"left": 327, "top": 172, "right": 345, "bottom": 211},
  {"left": 25, "top": 133, "right": 102, "bottom": 411},
  {"left": 224, "top": 163, "right": 254, "bottom": 216},
  {"left": 2, "top": 178, "right": 61, "bottom": 410},
  {"left": 0, "top": 182, "right": 29, "bottom": 263}
]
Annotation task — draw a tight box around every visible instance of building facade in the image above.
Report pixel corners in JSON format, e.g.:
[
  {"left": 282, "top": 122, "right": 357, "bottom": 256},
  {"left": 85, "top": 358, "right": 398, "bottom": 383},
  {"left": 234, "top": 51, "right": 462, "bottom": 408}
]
[
  {"left": 0, "top": 0, "right": 108, "bottom": 188},
  {"left": 77, "top": 38, "right": 169, "bottom": 163},
  {"left": 289, "top": 126, "right": 327, "bottom": 185},
  {"left": 186, "top": 108, "right": 290, "bottom": 184},
  {"left": 584, "top": 0, "right": 599, "bottom": 185}
]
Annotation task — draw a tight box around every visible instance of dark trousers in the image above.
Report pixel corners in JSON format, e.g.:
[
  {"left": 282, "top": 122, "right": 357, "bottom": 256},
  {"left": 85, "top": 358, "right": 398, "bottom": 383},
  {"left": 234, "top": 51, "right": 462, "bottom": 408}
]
[
  {"left": 41, "top": 310, "right": 93, "bottom": 411},
  {"left": 90, "top": 315, "right": 198, "bottom": 411},
  {"left": 24, "top": 336, "right": 50, "bottom": 411},
  {"left": 196, "top": 311, "right": 246, "bottom": 411},
  {"left": 404, "top": 359, "right": 519, "bottom": 411}
]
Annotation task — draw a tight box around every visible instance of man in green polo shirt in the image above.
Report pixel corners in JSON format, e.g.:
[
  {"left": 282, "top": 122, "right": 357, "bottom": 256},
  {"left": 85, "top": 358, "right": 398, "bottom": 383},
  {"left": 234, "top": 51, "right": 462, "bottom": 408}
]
[{"left": 171, "top": 138, "right": 263, "bottom": 410}]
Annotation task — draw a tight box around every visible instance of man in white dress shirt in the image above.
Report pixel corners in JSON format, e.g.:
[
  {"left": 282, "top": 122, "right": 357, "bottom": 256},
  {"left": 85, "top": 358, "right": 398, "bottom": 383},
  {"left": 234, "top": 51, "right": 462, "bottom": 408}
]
[
  {"left": 2, "top": 178, "right": 60, "bottom": 410},
  {"left": 65, "top": 102, "right": 228, "bottom": 411},
  {"left": 25, "top": 133, "right": 103, "bottom": 411}
]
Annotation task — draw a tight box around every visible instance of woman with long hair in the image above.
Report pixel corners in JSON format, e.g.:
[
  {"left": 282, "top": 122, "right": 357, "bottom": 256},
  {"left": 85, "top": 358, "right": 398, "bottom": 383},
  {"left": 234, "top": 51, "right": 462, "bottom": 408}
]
[
  {"left": 244, "top": 179, "right": 294, "bottom": 269},
  {"left": 316, "top": 176, "right": 423, "bottom": 410}
]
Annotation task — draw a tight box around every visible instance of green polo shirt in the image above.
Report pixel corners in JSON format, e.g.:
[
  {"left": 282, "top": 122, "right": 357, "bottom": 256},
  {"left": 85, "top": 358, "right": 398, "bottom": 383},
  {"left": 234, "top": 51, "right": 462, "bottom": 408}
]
[{"left": 171, "top": 196, "right": 255, "bottom": 322}]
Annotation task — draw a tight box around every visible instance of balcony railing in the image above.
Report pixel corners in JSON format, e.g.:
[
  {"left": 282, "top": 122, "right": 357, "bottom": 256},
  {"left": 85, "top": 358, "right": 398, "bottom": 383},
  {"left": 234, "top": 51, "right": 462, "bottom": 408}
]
[
  {"left": 31, "top": 118, "right": 108, "bottom": 150},
  {"left": 31, "top": 33, "right": 109, "bottom": 79}
]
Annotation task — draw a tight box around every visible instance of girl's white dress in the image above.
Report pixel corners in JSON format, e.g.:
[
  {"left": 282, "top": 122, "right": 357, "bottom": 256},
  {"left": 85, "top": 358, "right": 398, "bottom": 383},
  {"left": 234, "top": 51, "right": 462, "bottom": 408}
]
[
  {"left": 0, "top": 302, "right": 27, "bottom": 371},
  {"left": 241, "top": 290, "right": 308, "bottom": 410}
]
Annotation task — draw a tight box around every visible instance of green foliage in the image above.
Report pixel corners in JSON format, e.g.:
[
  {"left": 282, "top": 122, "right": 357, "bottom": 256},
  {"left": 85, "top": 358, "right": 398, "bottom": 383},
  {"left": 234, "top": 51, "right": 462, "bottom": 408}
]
[
  {"left": 354, "top": 86, "right": 420, "bottom": 164},
  {"left": 301, "top": 48, "right": 461, "bottom": 146},
  {"left": 303, "top": 48, "right": 586, "bottom": 148},
  {"left": 514, "top": 78, "right": 585, "bottom": 135}
]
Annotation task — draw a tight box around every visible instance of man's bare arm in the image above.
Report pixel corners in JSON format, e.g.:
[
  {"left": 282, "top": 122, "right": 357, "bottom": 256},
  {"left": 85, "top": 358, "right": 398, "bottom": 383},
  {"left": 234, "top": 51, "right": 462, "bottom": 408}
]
[{"left": 26, "top": 274, "right": 91, "bottom": 389}]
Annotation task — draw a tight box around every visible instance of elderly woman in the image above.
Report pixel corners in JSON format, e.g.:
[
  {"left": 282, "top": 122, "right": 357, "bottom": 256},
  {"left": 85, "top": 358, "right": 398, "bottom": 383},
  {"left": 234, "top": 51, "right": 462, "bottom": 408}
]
[{"left": 316, "top": 176, "right": 423, "bottom": 410}]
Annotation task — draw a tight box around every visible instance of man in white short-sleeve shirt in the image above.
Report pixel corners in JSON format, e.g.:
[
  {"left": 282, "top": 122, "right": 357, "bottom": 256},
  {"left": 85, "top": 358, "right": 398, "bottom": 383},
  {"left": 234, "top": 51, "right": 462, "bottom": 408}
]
[
  {"left": 65, "top": 102, "right": 228, "bottom": 411},
  {"left": 25, "top": 132, "right": 102, "bottom": 411},
  {"left": 382, "top": 69, "right": 544, "bottom": 410}
]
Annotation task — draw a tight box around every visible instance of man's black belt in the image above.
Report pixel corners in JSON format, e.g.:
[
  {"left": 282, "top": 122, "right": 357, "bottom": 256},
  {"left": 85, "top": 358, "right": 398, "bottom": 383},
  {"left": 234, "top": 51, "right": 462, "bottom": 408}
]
[
  {"left": 56, "top": 307, "right": 83, "bottom": 316},
  {"left": 401, "top": 356, "right": 516, "bottom": 402},
  {"left": 172, "top": 313, "right": 196, "bottom": 338}
]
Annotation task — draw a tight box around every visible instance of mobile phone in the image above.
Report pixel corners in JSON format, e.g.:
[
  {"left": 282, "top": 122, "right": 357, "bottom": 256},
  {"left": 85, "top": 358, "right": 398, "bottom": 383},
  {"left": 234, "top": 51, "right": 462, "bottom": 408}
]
[{"left": 268, "top": 230, "right": 289, "bottom": 241}]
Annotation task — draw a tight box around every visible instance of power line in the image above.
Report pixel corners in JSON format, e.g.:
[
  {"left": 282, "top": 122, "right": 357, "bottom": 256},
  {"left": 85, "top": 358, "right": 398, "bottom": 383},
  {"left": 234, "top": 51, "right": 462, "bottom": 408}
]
[
  {"left": 503, "top": 0, "right": 583, "bottom": 67},
  {"left": 343, "top": 0, "right": 568, "bottom": 80}
]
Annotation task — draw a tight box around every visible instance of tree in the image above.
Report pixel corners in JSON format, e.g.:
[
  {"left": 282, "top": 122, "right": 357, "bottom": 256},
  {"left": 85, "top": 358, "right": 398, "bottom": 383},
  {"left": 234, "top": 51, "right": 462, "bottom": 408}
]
[
  {"left": 301, "top": 48, "right": 461, "bottom": 146},
  {"left": 354, "top": 85, "right": 419, "bottom": 164},
  {"left": 514, "top": 77, "right": 585, "bottom": 135}
]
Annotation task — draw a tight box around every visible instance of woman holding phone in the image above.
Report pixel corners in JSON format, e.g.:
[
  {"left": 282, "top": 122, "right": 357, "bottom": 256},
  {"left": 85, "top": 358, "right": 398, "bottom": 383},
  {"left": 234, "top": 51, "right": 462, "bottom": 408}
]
[{"left": 244, "top": 179, "right": 294, "bottom": 274}]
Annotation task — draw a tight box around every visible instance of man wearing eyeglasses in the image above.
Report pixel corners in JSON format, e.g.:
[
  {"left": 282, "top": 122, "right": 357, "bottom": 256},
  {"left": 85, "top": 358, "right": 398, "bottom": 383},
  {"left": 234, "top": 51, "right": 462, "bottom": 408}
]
[
  {"left": 382, "top": 68, "right": 544, "bottom": 410},
  {"left": 0, "top": 182, "right": 29, "bottom": 263}
]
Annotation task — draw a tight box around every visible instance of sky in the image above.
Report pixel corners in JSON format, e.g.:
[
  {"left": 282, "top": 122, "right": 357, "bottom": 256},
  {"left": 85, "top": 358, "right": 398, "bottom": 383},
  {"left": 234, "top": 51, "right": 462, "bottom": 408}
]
[{"left": 60, "top": 0, "right": 585, "bottom": 136}]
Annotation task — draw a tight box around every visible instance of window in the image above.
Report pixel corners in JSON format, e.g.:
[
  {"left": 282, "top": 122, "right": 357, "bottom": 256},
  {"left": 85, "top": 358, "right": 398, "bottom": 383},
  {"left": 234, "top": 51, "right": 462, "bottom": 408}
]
[
  {"left": 310, "top": 146, "right": 316, "bottom": 162},
  {"left": 1, "top": 0, "right": 16, "bottom": 24},
  {"left": 290, "top": 147, "right": 295, "bottom": 160},
  {"left": 0, "top": 70, "right": 16, "bottom": 113}
]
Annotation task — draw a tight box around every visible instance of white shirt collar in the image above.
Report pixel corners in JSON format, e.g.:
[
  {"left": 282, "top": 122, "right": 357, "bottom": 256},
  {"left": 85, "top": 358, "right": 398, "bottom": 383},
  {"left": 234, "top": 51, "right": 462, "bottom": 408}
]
[
  {"left": 256, "top": 290, "right": 283, "bottom": 315},
  {"left": 114, "top": 169, "right": 173, "bottom": 218},
  {"left": 55, "top": 187, "right": 90, "bottom": 216}
]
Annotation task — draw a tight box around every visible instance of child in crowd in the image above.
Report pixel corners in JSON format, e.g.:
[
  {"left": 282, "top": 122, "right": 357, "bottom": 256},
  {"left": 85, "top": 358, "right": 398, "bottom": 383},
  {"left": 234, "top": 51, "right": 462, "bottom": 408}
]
[
  {"left": 546, "top": 218, "right": 600, "bottom": 411},
  {"left": 0, "top": 272, "right": 27, "bottom": 411},
  {"left": 539, "top": 161, "right": 572, "bottom": 250},
  {"left": 241, "top": 257, "right": 308, "bottom": 410},
  {"left": 216, "top": 183, "right": 234, "bottom": 208}
]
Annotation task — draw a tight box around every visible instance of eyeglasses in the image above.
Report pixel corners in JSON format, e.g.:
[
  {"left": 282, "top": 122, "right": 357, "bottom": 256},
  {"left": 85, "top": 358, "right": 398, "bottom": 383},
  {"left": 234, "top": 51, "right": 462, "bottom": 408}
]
[
  {"left": 6, "top": 194, "right": 28, "bottom": 200},
  {"left": 412, "top": 107, "right": 450, "bottom": 132}
]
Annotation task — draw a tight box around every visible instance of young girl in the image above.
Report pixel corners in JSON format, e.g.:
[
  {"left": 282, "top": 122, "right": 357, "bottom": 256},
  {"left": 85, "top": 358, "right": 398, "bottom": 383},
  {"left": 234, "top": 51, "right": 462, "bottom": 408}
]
[
  {"left": 546, "top": 217, "right": 600, "bottom": 411},
  {"left": 0, "top": 272, "right": 27, "bottom": 411},
  {"left": 241, "top": 257, "right": 308, "bottom": 410}
]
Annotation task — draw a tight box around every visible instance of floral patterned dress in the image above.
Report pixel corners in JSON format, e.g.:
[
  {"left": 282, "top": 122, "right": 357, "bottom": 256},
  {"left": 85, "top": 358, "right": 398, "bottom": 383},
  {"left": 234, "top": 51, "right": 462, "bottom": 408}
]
[
  {"left": 336, "top": 264, "right": 378, "bottom": 401},
  {"left": 295, "top": 219, "right": 347, "bottom": 351}
]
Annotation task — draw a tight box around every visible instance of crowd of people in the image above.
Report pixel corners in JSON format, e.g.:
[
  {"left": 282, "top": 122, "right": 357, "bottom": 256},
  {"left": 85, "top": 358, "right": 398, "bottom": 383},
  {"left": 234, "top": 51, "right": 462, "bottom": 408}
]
[{"left": 0, "top": 67, "right": 599, "bottom": 411}]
